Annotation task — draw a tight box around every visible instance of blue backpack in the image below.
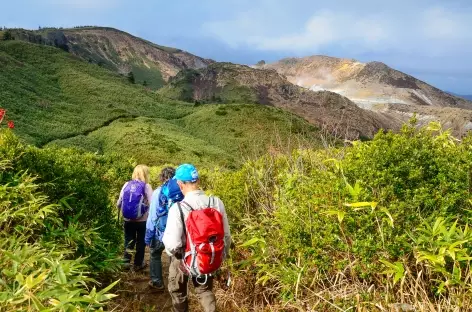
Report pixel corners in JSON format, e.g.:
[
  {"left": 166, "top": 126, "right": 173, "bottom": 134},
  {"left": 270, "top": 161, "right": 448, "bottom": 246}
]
[
  {"left": 155, "top": 179, "right": 184, "bottom": 237},
  {"left": 121, "top": 180, "right": 148, "bottom": 220}
]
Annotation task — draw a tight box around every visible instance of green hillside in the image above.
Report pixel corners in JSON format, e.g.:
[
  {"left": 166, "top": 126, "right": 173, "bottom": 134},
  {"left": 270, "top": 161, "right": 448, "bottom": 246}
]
[
  {"left": 48, "top": 105, "right": 320, "bottom": 167},
  {"left": 0, "top": 40, "right": 192, "bottom": 145},
  {"left": 0, "top": 40, "right": 322, "bottom": 167}
]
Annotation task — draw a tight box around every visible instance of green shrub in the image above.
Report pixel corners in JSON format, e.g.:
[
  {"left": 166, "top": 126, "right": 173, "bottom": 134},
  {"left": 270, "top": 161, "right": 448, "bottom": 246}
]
[
  {"left": 209, "top": 122, "right": 472, "bottom": 309},
  {"left": 0, "top": 130, "right": 133, "bottom": 272},
  {"left": 0, "top": 150, "right": 118, "bottom": 311}
]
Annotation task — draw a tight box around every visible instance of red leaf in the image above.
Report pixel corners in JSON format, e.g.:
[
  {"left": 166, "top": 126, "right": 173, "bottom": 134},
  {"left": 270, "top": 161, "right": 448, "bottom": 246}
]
[{"left": 7, "top": 120, "right": 14, "bottom": 129}]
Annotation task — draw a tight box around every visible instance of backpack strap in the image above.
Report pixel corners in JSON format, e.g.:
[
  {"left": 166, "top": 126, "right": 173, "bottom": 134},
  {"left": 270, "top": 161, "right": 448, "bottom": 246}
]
[
  {"left": 176, "top": 201, "right": 196, "bottom": 256},
  {"left": 207, "top": 195, "right": 214, "bottom": 208},
  {"left": 177, "top": 202, "right": 187, "bottom": 260},
  {"left": 177, "top": 202, "right": 185, "bottom": 230},
  {"left": 180, "top": 201, "right": 194, "bottom": 211},
  {"left": 139, "top": 181, "right": 147, "bottom": 218},
  {"left": 177, "top": 201, "right": 194, "bottom": 234}
]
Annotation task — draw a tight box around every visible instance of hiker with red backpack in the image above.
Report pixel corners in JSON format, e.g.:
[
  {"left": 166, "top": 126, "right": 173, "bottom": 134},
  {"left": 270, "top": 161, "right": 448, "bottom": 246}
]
[
  {"left": 163, "top": 164, "right": 231, "bottom": 312},
  {"left": 117, "top": 165, "right": 154, "bottom": 270},
  {"left": 145, "top": 167, "right": 184, "bottom": 291}
]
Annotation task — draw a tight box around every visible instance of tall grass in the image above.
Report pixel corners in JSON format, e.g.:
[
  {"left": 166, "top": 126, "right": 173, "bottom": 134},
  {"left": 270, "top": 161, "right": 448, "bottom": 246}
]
[
  {"left": 203, "top": 122, "right": 472, "bottom": 311},
  {"left": 0, "top": 130, "right": 120, "bottom": 311}
]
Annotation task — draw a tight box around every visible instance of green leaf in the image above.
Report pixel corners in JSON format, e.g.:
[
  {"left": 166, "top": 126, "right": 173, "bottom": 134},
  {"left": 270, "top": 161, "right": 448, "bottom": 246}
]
[
  {"left": 345, "top": 180, "right": 362, "bottom": 200},
  {"left": 380, "top": 207, "right": 394, "bottom": 228},
  {"left": 256, "top": 274, "right": 272, "bottom": 286},
  {"left": 380, "top": 260, "right": 405, "bottom": 285},
  {"left": 57, "top": 265, "right": 67, "bottom": 284},
  {"left": 97, "top": 280, "right": 120, "bottom": 296},
  {"left": 322, "top": 210, "right": 345, "bottom": 223},
  {"left": 239, "top": 237, "right": 264, "bottom": 248},
  {"left": 30, "top": 293, "right": 46, "bottom": 310},
  {"left": 89, "top": 286, "right": 97, "bottom": 298},
  {"left": 344, "top": 202, "right": 378, "bottom": 212},
  {"left": 25, "top": 274, "right": 34, "bottom": 289},
  {"left": 15, "top": 273, "right": 24, "bottom": 284},
  {"left": 417, "top": 253, "right": 445, "bottom": 265}
]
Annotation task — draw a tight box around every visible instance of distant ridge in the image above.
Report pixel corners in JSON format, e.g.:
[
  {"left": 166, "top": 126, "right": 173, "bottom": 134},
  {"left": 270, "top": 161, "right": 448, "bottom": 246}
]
[
  {"left": 257, "top": 56, "right": 472, "bottom": 110},
  {"left": 7, "top": 27, "right": 213, "bottom": 88}
]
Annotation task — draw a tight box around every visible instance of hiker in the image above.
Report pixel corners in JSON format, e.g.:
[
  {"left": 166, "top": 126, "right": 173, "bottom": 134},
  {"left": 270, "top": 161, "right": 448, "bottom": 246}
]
[
  {"left": 145, "top": 167, "right": 184, "bottom": 291},
  {"left": 163, "top": 164, "right": 231, "bottom": 312},
  {"left": 117, "top": 164, "right": 153, "bottom": 270}
]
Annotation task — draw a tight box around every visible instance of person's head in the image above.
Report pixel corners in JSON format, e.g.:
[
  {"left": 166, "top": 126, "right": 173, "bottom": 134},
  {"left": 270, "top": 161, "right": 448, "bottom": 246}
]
[
  {"left": 174, "top": 163, "right": 200, "bottom": 195},
  {"left": 132, "top": 164, "right": 150, "bottom": 183},
  {"left": 159, "top": 167, "right": 175, "bottom": 183}
]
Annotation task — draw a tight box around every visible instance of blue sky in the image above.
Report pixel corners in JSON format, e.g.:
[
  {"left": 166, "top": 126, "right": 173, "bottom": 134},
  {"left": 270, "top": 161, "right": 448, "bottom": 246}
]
[{"left": 2, "top": 0, "right": 471, "bottom": 94}]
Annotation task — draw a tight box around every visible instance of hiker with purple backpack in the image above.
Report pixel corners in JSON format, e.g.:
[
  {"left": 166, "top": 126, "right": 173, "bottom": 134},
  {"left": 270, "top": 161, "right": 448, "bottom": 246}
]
[{"left": 117, "top": 165, "right": 154, "bottom": 270}]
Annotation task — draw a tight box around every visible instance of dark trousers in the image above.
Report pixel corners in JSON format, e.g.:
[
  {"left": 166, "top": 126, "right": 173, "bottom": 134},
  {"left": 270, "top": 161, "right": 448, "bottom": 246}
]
[
  {"left": 150, "top": 239, "right": 165, "bottom": 285},
  {"left": 123, "top": 221, "right": 146, "bottom": 266}
]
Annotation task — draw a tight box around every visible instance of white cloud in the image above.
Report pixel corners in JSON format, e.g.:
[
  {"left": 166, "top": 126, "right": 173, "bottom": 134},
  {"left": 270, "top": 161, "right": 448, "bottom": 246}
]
[
  {"left": 252, "top": 11, "right": 391, "bottom": 51},
  {"left": 421, "top": 7, "right": 470, "bottom": 40},
  {"left": 202, "top": 5, "right": 472, "bottom": 57}
]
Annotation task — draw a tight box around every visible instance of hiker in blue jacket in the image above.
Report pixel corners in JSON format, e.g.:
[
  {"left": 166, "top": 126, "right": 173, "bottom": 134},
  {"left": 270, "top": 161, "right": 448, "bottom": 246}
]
[{"left": 145, "top": 167, "right": 184, "bottom": 290}]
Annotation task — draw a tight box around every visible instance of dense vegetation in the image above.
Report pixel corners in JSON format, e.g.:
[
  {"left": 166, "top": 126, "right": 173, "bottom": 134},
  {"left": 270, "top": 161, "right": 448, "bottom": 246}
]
[
  {"left": 0, "top": 129, "right": 133, "bottom": 310},
  {"left": 204, "top": 122, "right": 472, "bottom": 311}
]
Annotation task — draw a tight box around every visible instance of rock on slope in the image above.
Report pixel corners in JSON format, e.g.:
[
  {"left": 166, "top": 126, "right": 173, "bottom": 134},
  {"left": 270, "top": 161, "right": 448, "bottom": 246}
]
[
  {"left": 160, "top": 62, "right": 398, "bottom": 139},
  {"left": 9, "top": 27, "right": 213, "bottom": 87},
  {"left": 257, "top": 56, "right": 472, "bottom": 109}
]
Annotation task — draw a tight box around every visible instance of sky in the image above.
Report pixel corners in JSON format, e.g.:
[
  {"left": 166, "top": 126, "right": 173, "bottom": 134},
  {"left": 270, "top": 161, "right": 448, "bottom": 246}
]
[{"left": 2, "top": 0, "right": 471, "bottom": 94}]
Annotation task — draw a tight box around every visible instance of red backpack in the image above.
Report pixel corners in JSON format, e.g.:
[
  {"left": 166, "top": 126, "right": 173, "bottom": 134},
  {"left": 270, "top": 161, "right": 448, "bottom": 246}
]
[{"left": 178, "top": 196, "right": 225, "bottom": 278}]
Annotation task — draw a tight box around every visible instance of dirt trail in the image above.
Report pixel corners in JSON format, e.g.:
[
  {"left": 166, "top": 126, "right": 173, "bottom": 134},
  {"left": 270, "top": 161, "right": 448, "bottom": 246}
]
[{"left": 109, "top": 249, "right": 205, "bottom": 312}]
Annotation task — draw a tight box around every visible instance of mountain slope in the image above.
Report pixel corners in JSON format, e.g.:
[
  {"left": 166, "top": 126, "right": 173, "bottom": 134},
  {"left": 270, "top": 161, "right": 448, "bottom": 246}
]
[
  {"left": 0, "top": 40, "right": 321, "bottom": 167},
  {"left": 8, "top": 27, "right": 213, "bottom": 88},
  {"left": 257, "top": 56, "right": 472, "bottom": 109},
  {"left": 160, "top": 62, "right": 399, "bottom": 139}
]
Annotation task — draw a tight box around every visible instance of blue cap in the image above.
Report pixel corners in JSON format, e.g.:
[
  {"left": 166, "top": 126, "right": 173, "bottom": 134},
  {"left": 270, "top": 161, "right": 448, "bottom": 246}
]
[{"left": 174, "top": 164, "right": 199, "bottom": 182}]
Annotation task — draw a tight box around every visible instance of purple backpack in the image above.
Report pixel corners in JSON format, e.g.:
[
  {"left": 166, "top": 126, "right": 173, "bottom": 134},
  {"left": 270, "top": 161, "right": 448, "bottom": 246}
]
[{"left": 121, "top": 180, "right": 148, "bottom": 220}]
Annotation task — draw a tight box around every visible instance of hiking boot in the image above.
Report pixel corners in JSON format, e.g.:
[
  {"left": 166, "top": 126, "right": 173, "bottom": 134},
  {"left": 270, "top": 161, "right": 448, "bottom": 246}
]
[
  {"left": 133, "top": 262, "right": 148, "bottom": 272},
  {"left": 148, "top": 280, "right": 165, "bottom": 291}
]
